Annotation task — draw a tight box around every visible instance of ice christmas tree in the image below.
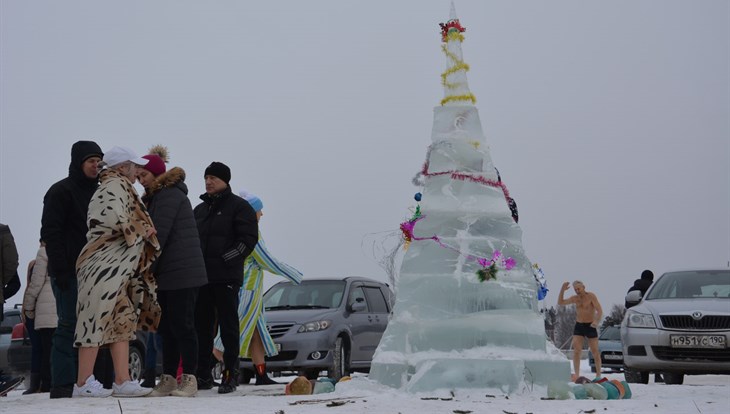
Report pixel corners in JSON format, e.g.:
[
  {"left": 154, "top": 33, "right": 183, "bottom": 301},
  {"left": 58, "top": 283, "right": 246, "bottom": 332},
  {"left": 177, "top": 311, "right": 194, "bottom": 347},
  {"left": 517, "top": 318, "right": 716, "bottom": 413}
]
[{"left": 369, "top": 4, "right": 569, "bottom": 393}]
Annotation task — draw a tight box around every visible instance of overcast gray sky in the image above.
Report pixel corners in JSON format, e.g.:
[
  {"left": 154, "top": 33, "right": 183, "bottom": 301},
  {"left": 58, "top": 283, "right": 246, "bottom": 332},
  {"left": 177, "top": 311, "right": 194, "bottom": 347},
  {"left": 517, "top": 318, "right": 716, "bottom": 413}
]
[{"left": 1, "top": 0, "right": 728, "bottom": 311}]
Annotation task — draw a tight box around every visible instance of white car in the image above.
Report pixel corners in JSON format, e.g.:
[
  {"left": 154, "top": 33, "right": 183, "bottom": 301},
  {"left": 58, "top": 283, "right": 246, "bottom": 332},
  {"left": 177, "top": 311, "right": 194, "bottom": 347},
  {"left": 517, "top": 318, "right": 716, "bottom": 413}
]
[{"left": 621, "top": 269, "right": 730, "bottom": 384}]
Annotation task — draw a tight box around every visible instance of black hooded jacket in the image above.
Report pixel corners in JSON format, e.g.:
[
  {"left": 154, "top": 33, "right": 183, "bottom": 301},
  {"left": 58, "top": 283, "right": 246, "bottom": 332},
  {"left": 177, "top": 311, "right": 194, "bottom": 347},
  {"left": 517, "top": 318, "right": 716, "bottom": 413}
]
[
  {"left": 625, "top": 278, "right": 653, "bottom": 308},
  {"left": 194, "top": 186, "right": 258, "bottom": 286},
  {"left": 40, "top": 141, "right": 103, "bottom": 285}
]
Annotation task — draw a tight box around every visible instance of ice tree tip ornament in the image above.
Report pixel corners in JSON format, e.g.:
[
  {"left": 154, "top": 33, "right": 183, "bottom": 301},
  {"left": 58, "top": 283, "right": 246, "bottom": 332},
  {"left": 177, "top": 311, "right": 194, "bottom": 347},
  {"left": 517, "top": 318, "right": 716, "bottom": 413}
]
[
  {"left": 439, "top": 5, "right": 475, "bottom": 107},
  {"left": 369, "top": 4, "right": 570, "bottom": 393}
]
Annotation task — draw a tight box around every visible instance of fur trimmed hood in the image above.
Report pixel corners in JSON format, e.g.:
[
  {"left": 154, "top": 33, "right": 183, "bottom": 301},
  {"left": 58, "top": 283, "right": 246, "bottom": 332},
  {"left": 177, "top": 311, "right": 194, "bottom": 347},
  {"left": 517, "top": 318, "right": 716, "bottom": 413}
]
[{"left": 142, "top": 166, "right": 187, "bottom": 204}]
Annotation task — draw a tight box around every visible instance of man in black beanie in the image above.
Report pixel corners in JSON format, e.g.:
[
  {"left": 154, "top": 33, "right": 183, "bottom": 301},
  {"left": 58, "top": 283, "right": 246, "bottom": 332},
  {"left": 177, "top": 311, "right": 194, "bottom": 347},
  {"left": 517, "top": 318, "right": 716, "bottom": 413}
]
[
  {"left": 41, "top": 140, "right": 103, "bottom": 398},
  {"left": 193, "top": 161, "right": 258, "bottom": 394}
]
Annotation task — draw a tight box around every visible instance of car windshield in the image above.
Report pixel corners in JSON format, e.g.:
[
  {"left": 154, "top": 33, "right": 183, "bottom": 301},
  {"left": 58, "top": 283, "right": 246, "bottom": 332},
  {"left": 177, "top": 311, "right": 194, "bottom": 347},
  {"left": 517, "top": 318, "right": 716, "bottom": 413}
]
[
  {"left": 599, "top": 326, "right": 621, "bottom": 341},
  {"left": 264, "top": 280, "right": 347, "bottom": 310},
  {"left": 645, "top": 270, "right": 730, "bottom": 300}
]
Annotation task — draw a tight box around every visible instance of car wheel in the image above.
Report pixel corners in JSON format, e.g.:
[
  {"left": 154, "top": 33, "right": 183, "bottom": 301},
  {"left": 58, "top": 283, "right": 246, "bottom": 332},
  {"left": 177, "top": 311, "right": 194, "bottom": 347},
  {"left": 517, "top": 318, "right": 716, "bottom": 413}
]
[
  {"left": 623, "top": 367, "right": 649, "bottom": 384},
  {"left": 129, "top": 345, "right": 143, "bottom": 381},
  {"left": 328, "top": 337, "right": 348, "bottom": 381},
  {"left": 663, "top": 372, "right": 684, "bottom": 385}
]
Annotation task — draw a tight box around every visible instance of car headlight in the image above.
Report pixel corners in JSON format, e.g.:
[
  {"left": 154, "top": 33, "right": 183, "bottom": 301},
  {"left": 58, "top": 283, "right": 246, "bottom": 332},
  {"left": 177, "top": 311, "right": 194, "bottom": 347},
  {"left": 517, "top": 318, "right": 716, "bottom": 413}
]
[
  {"left": 626, "top": 310, "right": 656, "bottom": 328},
  {"left": 297, "top": 320, "right": 331, "bottom": 333}
]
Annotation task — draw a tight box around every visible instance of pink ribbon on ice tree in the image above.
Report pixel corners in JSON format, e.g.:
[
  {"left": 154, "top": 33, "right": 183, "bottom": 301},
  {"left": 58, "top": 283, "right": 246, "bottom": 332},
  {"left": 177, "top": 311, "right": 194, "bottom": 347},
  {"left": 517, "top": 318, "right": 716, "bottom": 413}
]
[{"left": 400, "top": 215, "right": 516, "bottom": 281}]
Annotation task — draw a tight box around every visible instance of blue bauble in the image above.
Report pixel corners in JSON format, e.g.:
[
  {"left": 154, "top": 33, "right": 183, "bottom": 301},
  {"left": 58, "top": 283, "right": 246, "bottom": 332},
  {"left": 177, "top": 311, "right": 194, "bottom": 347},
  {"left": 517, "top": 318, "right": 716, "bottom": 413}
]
[{"left": 414, "top": 192, "right": 422, "bottom": 202}]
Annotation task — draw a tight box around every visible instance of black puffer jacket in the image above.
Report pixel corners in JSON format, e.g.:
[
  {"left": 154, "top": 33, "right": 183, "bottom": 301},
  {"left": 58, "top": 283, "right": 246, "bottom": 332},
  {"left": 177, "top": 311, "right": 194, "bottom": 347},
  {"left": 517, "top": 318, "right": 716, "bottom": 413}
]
[
  {"left": 40, "top": 141, "right": 102, "bottom": 285},
  {"left": 194, "top": 186, "right": 258, "bottom": 286},
  {"left": 143, "top": 167, "right": 208, "bottom": 291},
  {"left": 625, "top": 278, "right": 653, "bottom": 308}
]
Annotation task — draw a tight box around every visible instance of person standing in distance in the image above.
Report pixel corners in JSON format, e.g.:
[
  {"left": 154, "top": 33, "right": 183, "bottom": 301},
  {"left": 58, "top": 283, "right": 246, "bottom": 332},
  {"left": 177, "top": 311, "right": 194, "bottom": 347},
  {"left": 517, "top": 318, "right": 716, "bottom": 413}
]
[
  {"left": 193, "top": 162, "right": 258, "bottom": 394},
  {"left": 0, "top": 223, "right": 24, "bottom": 396},
  {"left": 558, "top": 280, "right": 603, "bottom": 381},
  {"left": 625, "top": 269, "right": 654, "bottom": 309},
  {"left": 138, "top": 147, "right": 208, "bottom": 397},
  {"left": 73, "top": 146, "right": 160, "bottom": 398},
  {"left": 40, "top": 140, "right": 103, "bottom": 399},
  {"left": 625, "top": 269, "right": 663, "bottom": 382},
  {"left": 0, "top": 222, "right": 19, "bottom": 315},
  {"left": 212, "top": 190, "right": 303, "bottom": 385}
]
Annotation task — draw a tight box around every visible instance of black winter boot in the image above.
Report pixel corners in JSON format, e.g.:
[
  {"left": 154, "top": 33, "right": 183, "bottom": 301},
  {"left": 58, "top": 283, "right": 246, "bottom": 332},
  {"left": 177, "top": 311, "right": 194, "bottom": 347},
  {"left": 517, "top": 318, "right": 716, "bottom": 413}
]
[
  {"left": 22, "top": 373, "right": 41, "bottom": 395},
  {"left": 39, "top": 377, "right": 51, "bottom": 393},
  {"left": 217, "top": 370, "right": 237, "bottom": 394},
  {"left": 196, "top": 376, "right": 214, "bottom": 390},
  {"left": 254, "top": 363, "right": 280, "bottom": 385},
  {"left": 48, "top": 384, "right": 73, "bottom": 399}
]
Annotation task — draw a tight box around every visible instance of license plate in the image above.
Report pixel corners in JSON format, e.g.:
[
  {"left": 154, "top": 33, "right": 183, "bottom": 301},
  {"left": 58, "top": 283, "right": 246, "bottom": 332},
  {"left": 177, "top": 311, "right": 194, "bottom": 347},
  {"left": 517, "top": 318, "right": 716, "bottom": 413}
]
[
  {"left": 604, "top": 354, "right": 622, "bottom": 360},
  {"left": 670, "top": 335, "right": 726, "bottom": 348},
  {"left": 275, "top": 343, "right": 281, "bottom": 352}
]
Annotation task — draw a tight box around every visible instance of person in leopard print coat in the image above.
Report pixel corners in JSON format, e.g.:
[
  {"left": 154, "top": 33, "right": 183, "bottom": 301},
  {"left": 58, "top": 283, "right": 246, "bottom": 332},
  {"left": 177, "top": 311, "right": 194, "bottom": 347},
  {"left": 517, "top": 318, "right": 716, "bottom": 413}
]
[{"left": 73, "top": 146, "right": 160, "bottom": 397}]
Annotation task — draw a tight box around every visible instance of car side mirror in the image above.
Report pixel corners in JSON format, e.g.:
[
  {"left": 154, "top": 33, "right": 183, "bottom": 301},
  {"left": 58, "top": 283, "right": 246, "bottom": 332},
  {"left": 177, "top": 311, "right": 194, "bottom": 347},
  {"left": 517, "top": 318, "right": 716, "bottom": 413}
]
[
  {"left": 348, "top": 298, "right": 366, "bottom": 313},
  {"left": 625, "top": 290, "right": 643, "bottom": 306}
]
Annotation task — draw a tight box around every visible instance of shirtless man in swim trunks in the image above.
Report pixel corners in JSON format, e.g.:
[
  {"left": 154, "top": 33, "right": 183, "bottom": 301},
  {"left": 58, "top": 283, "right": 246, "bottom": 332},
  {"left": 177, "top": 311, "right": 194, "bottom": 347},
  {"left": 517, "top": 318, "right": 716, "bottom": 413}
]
[{"left": 558, "top": 280, "right": 603, "bottom": 381}]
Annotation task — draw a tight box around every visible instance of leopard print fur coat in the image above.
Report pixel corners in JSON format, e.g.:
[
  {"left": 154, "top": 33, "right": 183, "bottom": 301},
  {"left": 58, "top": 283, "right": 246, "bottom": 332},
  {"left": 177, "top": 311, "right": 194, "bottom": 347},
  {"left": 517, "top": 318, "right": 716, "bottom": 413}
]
[{"left": 74, "top": 168, "right": 161, "bottom": 347}]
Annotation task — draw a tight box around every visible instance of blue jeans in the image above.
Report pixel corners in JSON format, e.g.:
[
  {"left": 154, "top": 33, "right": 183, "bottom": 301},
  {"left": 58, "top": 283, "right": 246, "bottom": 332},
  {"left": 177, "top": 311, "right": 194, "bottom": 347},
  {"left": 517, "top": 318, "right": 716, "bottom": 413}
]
[
  {"left": 50, "top": 277, "right": 78, "bottom": 388},
  {"left": 145, "top": 332, "right": 162, "bottom": 373}
]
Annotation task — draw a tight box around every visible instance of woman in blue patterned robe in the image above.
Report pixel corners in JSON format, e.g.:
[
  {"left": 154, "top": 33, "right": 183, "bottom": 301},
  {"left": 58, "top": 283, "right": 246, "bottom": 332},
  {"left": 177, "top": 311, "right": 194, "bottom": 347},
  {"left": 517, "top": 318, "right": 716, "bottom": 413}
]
[{"left": 215, "top": 191, "right": 302, "bottom": 385}]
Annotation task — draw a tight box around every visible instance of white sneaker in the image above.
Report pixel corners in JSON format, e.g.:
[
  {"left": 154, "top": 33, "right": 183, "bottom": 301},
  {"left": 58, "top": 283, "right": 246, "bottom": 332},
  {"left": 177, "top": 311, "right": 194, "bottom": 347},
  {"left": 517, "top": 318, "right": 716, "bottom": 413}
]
[
  {"left": 112, "top": 379, "right": 153, "bottom": 397},
  {"left": 73, "top": 375, "right": 113, "bottom": 398}
]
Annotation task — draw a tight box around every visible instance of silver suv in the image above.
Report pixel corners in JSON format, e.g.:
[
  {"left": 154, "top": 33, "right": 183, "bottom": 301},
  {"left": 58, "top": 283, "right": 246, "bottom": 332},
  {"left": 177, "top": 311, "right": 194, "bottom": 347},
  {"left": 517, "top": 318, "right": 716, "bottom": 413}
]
[
  {"left": 621, "top": 269, "right": 730, "bottom": 384},
  {"left": 240, "top": 277, "right": 394, "bottom": 381}
]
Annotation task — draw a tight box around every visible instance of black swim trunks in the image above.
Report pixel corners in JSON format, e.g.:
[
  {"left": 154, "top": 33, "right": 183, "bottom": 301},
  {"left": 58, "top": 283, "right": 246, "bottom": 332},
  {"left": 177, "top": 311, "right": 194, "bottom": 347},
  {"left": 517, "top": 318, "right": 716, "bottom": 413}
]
[{"left": 573, "top": 322, "right": 598, "bottom": 338}]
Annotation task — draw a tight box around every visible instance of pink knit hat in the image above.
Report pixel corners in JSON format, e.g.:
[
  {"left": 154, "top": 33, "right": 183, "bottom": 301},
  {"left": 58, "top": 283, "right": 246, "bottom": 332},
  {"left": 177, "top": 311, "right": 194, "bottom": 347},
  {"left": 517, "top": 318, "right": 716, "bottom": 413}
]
[{"left": 142, "top": 154, "right": 166, "bottom": 176}]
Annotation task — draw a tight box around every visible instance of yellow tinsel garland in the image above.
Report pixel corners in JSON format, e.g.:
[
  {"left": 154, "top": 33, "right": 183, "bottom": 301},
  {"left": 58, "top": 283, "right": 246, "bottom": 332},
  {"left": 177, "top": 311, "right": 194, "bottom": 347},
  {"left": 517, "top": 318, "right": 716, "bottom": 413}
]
[
  {"left": 441, "top": 94, "right": 477, "bottom": 105},
  {"left": 440, "top": 36, "right": 475, "bottom": 105}
]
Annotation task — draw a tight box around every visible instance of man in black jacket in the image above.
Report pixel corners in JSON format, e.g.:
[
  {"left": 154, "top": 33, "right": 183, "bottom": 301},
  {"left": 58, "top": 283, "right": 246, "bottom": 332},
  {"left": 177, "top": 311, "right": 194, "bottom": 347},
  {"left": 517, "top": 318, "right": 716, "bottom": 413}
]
[
  {"left": 625, "top": 269, "right": 653, "bottom": 309},
  {"left": 193, "top": 162, "right": 258, "bottom": 394},
  {"left": 0, "top": 223, "right": 19, "bottom": 314},
  {"left": 40, "top": 141, "right": 103, "bottom": 398},
  {"left": 625, "top": 269, "right": 663, "bottom": 382}
]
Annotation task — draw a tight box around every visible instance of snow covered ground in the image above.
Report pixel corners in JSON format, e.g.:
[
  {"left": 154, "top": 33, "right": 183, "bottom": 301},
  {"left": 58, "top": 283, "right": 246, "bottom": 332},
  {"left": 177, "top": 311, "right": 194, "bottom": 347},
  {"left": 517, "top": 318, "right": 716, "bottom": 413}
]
[{"left": 2, "top": 363, "right": 729, "bottom": 413}]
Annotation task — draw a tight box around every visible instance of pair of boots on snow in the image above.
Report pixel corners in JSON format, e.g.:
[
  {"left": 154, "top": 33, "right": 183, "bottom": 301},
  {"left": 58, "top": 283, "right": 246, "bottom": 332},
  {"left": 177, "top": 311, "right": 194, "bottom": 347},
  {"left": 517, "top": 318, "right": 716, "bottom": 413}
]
[
  {"left": 141, "top": 368, "right": 198, "bottom": 397},
  {"left": 142, "top": 363, "right": 279, "bottom": 395},
  {"left": 21, "top": 372, "right": 49, "bottom": 395},
  {"left": 198, "top": 363, "right": 279, "bottom": 394}
]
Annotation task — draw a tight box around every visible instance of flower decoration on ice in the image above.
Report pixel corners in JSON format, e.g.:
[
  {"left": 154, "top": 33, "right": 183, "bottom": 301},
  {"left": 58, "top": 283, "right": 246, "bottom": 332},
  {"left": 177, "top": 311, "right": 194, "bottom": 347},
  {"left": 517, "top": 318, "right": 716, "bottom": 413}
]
[{"left": 476, "top": 250, "right": 516, "bottom": 282}]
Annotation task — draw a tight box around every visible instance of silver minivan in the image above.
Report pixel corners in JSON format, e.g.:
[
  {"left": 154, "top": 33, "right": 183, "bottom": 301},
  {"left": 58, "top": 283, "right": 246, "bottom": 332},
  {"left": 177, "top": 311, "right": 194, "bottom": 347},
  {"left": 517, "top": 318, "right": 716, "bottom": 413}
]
[
  {"left": 621, "top": 269, "right": 730, "bottom": 384},
  {"left": 240, "top": 277, "right": 394, "bottom": 382}
]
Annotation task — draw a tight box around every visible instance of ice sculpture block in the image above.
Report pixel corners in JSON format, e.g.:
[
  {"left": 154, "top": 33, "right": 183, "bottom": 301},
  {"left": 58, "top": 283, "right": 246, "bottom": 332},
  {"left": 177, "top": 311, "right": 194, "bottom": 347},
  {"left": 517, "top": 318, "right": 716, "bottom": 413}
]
[{"left": 369, "top": 5, "right": 569, "bottom": 393}]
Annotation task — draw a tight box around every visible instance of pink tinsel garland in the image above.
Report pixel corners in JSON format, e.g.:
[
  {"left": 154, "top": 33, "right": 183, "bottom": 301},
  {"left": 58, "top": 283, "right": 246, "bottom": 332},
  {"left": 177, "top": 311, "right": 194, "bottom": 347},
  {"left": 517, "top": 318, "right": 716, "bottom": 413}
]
[
  {"left": 400, "top": 215, "right": 516, "bottom": 272},
  {"left": 421, "top": 161, "right": 511, "bottom": 202}
]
